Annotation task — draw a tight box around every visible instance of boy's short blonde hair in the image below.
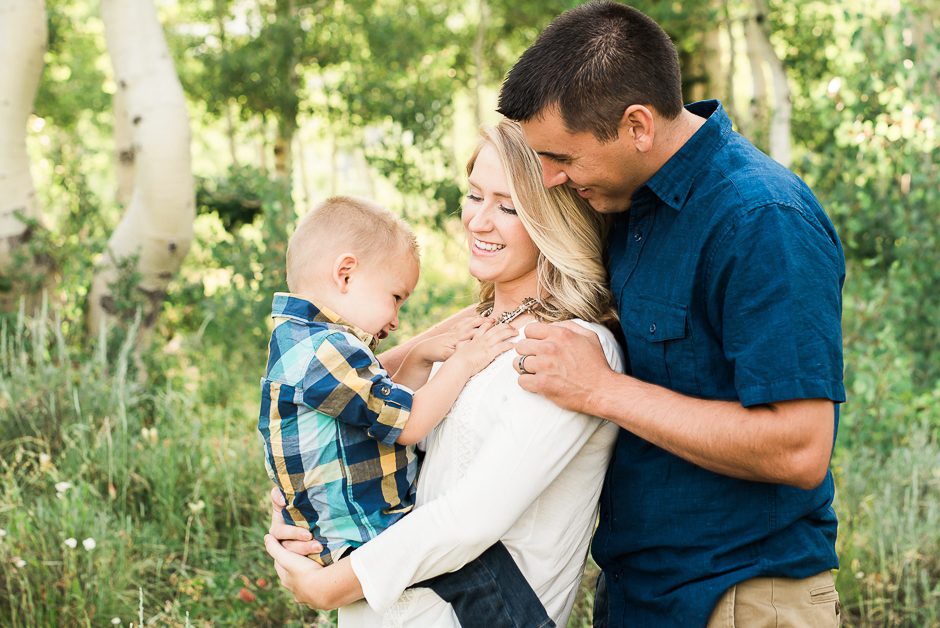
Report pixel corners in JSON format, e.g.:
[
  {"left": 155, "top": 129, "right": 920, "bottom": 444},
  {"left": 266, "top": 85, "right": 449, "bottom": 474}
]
[{"left": 286, "top": 196, "right": 419, "bottom": 292}]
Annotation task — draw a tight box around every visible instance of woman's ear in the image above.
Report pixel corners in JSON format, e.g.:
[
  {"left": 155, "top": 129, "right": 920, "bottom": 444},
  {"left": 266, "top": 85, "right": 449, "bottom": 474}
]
[{"left": 332, "top": 253, "right": 358, "bottom": 293}]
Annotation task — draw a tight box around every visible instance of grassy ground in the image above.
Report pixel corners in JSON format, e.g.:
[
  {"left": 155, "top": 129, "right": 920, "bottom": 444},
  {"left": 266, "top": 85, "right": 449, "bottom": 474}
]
[{"left": 0, "top": 306, "right": 937, "bottom": 626}]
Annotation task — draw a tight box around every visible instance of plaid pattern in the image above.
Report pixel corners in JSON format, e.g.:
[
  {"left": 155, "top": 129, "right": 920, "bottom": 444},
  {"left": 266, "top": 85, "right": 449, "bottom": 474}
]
[{"left": 258, "top": 293, "right": 418, "bottom": 565}]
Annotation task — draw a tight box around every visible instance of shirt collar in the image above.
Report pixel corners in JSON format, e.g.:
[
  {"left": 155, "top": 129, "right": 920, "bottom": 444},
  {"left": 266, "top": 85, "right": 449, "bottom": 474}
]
[
  {"left": 643, "top": 100, "right": 733, "bottom": 211},
  {"left": 271, "top": 292, "right": 378, "bottom": 350}
]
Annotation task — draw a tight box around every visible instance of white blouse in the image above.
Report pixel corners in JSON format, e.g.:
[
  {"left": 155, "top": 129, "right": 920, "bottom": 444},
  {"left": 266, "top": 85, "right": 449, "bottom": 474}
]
[{"left": 342, "top": 320, "right": 624, "bottom": 627}]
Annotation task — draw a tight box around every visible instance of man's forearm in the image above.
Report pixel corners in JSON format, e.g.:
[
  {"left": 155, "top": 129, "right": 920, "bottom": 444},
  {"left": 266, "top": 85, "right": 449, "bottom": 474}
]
[{"left": 591, "top": 370, "right": 834, "bottom": 489}]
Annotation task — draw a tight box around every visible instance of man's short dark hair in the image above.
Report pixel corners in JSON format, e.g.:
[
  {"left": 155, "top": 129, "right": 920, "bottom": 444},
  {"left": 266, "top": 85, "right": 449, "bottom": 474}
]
[{"left": 497, "top": 1, "right": 683, "bottom": 142}]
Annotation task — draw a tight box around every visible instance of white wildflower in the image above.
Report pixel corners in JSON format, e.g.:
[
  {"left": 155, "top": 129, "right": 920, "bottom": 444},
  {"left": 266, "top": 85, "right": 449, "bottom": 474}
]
[
  {"left": 82, "top": 537, "right": 96, "bottom": 551},
  {"left": 64, "top": 537, "right": 78, "bottom": 549},
  {"left": 188, "top": 499, "right": 205, "bottom": 514},
  {"left": 54, "top": 481, "right": 73, "bottom": 494},
  {"left": 39, "top": 453, "right": 52, "bottom": 467},
  {"left": 13, "top": 557, "right": 26, "bottom": 568},
  {"left": 111, "top": 618, "right": 121, "bottom": 625},
  {"left": 0, "top": 528, "right": 7, "bottom": 539}
]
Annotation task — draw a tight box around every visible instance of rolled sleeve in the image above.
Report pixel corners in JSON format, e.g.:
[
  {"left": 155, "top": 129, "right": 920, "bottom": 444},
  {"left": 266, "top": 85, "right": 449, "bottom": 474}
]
[
  {"left": 708, "top": 203, "right": 846, "bottom": 407},
  {"left": 302, "top": 331, "right": 413, "bottom": 446}
]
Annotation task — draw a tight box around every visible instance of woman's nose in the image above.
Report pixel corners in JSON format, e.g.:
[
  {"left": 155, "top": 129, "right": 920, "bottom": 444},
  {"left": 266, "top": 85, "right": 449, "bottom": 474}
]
[
  {"left": 466, "top": 203, "right": 494, "bottom": 231},
  {"left": 539, "top": 157, "right": 569, "bottom": 188}
]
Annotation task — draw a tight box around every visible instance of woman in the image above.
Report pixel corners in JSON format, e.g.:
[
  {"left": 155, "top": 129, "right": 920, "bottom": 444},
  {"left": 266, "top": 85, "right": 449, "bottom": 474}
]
[{"left": 265, "top": 119, "right": 624, "bottom": 626}]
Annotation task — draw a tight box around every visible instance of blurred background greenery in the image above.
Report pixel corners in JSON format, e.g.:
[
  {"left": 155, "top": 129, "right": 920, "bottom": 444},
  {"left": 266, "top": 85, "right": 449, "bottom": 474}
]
[{"left": 0, "top": 0, "right": 937, "bottom": 625}]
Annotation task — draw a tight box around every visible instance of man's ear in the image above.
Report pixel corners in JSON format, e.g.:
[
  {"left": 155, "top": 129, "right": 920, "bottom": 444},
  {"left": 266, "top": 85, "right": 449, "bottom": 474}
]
[
  {"left": 620, "top": 104, "right": 655, "bottom": 153},
  {"left": 332, "top": 253, "right": 358, "bottom": 293}
]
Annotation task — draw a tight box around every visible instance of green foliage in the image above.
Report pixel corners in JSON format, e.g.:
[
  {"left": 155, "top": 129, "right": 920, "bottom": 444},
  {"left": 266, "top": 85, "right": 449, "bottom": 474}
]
[
  {"left": 35, "top": 0, "right": 109, "bottom": 129},
  {"left": 778, "top": 0, "right": 939, "bottom": 384}
]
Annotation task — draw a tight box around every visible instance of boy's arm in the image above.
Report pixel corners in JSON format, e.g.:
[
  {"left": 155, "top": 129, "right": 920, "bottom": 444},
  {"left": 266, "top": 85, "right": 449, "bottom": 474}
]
[
  {"left": 396, "top": 323, "right": 517, "bottom": 445},
  {"left": 378, "top": 304, "right": 481, "bottom": 374}
]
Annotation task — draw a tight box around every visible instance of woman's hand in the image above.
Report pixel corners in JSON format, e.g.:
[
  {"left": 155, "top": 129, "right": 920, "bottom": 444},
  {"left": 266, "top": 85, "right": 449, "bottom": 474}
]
[
  {"left": 265, "top": 535, "right": 366, "bottom": 610},
  {"left": 264, "top": 534, "right": 327, "bottom": 607},
  {"left": 269, "top": 487, "right": 323, "bottom": 556},
  {"left": 266, "top": 488, "right": 365, "bottom": 609}
]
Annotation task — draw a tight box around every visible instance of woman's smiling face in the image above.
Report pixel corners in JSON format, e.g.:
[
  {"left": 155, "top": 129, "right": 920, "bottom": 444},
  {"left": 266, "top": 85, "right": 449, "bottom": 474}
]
[{"left": 462, "top": 143, "right": 540, "bottom": 290}]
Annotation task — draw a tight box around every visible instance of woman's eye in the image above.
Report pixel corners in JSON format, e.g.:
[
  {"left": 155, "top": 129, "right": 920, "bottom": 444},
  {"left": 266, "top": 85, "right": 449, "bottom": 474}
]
[
  {"left": 498, "top": 204, "right": 518, "bottom": 215},
  {"left": 465, "top": 192, "right": 482, "bottom": 202}
]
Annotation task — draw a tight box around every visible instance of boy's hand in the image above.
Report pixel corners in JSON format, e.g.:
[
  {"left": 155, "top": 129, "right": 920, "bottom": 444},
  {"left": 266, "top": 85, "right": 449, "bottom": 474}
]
[
  {"left": 451, "top": 321, "right": 518, "bottom": 375},
  {"left": 413, "top": 316, "right": 492, "bottom": 364}
]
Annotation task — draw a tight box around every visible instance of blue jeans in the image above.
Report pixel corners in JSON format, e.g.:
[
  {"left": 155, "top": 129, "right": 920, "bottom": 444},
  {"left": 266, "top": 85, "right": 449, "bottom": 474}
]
[
  {"left": 415, "top": 541, "right": 555, "bottom": 628},
  {"left": 593, "top": 571, "right": 609, "bottom": 628}
]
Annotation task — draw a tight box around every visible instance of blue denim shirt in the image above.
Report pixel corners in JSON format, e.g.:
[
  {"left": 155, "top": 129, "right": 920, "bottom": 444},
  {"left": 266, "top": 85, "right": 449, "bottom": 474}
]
[{"left": 592, "top": 101, "right": 845, "bottom": 626}]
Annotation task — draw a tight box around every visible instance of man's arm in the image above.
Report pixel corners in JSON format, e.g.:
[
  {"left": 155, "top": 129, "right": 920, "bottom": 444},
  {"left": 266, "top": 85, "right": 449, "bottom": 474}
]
[{"left": 515, "top": 321, "right": 835, "bottom": 490}]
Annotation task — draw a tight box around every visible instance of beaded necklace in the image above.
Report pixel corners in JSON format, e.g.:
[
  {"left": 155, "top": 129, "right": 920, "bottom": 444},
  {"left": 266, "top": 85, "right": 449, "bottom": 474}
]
[{"left": 481, "top": 297, "right": 541, "bottom": 324}]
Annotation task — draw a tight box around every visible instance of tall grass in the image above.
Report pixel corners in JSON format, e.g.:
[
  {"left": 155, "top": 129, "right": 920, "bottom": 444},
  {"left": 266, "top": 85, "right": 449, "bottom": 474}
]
[
  {"left": 0, "top": 304, "right": 327, "bottom": 626},
  {"left": 2, "top": 300, "right": 938, "bottom": 625}
]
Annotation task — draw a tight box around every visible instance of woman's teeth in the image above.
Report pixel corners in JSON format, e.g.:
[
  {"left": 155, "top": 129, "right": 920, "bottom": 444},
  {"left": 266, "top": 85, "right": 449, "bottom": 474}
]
[{"left": 474, "top": 239, "right": 505, "bottom": 252}]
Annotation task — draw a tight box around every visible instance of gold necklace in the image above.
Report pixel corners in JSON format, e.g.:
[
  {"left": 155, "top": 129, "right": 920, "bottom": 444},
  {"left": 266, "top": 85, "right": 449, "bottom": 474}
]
[{"left": 481, "top": 297, "right": 541, "bottom": 324}]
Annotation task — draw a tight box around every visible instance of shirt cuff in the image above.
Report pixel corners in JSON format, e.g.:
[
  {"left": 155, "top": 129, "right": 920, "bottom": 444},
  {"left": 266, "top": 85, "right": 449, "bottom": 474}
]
[
  {"left": 349, "top": 540, "right": 398, "bottom": 613},
  {"left": 737, "top": 377, "right": 846, "bottom": 408}
]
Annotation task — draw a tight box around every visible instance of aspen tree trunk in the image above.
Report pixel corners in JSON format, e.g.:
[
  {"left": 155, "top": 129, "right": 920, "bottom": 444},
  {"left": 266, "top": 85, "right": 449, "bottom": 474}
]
[
  {"left": 113, "top": 85, "right": 136, "bottom": 207},
  {"left": 272, "top": 0, "right": 298, "bottom": 182},
  {"left": 89, "top": 0, "right": 195, "bottom": 333},
  {"left": 703, "top": 22, "right": 726, "bottom": 105},
  {"left": 744, "top": 9, "right": 768, "bottom": 146},
  {"left": 472, "top": 0, "right": 489, "bottom": 129},
  {"left": 0, "top": 0, "right": 46, "bottom": 277},
  {"left": 722, "top": 0, "right": 739, "bottom": 122},
  {"left": 751, "top": 0, "right": 791, "bottom": 166}
]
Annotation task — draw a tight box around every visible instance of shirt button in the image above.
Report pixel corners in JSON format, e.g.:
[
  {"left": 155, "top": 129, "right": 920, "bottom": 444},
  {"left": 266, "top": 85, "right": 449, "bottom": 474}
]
[
  {"left": 649, "top": 323, "right": 657, "bottom": 335},
  {"left": 380, "top": 386, "right": 391, "bottom": 395},
  {"left": 633, "top": 232, "right": 643, "bottom": 241}
]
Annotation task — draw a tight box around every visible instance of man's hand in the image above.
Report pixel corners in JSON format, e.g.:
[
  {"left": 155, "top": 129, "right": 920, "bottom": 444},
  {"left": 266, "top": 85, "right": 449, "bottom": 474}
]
[
  {"left": 514, "top": 321, "right": 616, "bottom": 413},
  {"left": 269, "top": 487, "right": 323, "bottom": 556}
]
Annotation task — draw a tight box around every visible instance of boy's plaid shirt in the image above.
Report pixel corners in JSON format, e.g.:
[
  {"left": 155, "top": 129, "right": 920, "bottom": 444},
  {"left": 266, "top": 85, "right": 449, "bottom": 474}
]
[{"left": 258, "top": 293, "right": 418, "bottom": 565}]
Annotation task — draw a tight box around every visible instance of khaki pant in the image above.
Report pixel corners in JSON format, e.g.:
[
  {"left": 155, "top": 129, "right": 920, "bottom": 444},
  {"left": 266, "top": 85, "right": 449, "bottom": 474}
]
[{"left": 706, "top": 570, "right": 841, "bottom": 627}]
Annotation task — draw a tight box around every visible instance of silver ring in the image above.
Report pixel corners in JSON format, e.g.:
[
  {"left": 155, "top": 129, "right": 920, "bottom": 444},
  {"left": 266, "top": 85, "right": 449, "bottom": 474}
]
[{"left": 517, "top": 354, "right": 534, "bottom": 375}]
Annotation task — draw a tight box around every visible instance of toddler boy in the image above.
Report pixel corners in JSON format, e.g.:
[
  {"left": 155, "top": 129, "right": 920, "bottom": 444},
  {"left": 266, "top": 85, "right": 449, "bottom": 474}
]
[{"left": 259, "top": 197, "right": 554, "bottom": 626}]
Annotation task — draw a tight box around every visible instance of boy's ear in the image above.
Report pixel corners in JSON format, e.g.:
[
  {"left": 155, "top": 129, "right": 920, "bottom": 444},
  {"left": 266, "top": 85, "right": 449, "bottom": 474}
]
[{"left": 332, "top": 253, "right": 358, "bottom": 293}]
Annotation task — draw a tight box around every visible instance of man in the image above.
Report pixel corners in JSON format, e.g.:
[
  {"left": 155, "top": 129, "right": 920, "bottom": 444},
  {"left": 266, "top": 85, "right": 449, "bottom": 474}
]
[{"left": 501, "top": 2, "right": 845, "bottom": 626}]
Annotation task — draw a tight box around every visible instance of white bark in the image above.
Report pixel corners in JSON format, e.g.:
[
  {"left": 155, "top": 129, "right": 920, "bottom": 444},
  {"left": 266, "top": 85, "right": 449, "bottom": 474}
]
[
  {"left": 744, "top": 8, "right": 768, "bottom": 142},
  {"left": 113, "top": 84, "right": 135, "bottom": 206},
  {"left": 722, "top": 0, "right": 738, "bottom": 122},
  {"left": 90, "top": 0, "right": 195, "bottom": 332},
  {"left": 0, "top": 0, "right": 46, "bottom": 270},
  {"left": 752, "top": 0, "right": 792, "bottom": 166}
]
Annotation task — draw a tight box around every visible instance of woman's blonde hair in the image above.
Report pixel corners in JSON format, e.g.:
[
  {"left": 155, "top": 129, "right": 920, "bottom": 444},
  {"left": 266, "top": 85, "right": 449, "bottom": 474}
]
[{"left": 468, "top": 119, "right": 616, "bottom": 326}]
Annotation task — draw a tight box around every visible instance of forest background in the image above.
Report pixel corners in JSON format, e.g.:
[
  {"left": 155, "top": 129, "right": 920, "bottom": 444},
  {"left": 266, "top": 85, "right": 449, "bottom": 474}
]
[{"left": 0, "top": 0, "right": 937, "bottom": 625}]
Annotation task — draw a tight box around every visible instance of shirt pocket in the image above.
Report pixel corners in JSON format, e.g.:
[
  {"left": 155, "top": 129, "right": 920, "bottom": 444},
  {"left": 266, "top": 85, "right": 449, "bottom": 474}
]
[{"left": 621, "top": 297, "right": 698, "bottom": 394}]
